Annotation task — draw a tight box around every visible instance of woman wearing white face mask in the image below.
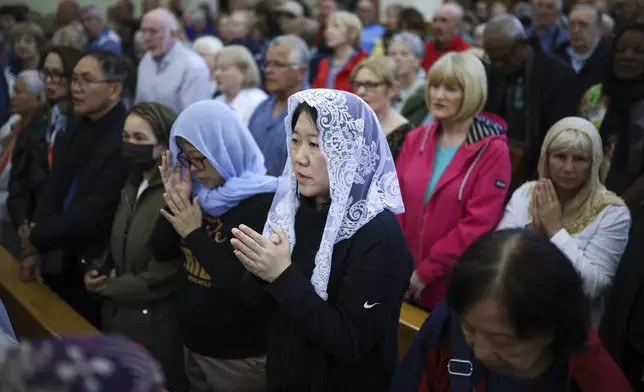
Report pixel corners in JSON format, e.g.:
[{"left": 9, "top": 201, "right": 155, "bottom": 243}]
[
  {"left": 498, "top": 117, "right": 630, "bottom": 327},
  {"left": 229, "top": 89, "right": 414, "bottom": 391}
]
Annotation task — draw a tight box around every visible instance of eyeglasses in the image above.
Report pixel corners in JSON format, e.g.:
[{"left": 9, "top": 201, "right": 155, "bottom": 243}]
[
  {"left": 263, "top": 61, "right": 298, "bottom": 71},
  {"left": 177, "top": 151, "right": 207, "bottom": 170},
  {"left": 42, "top": 70, "right": 66, "bottom": 84},
  {"left": 71, "top": 76, "right": 118, "bottom": 90},
  {"left": 350, "top": 81, "right": 386, "bottom": 91}
]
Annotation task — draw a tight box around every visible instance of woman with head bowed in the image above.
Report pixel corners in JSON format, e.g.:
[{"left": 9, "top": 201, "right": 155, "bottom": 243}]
[
  {"left": 230, "top": 89, "right": 414, "bottom": 391},
  {"left": 498, "top": 117, "right": 630, "bottom": 326},
  {"left": 396, "top": 52, "right": 512, "bottom": 311},
  {"left": 152, "top": 100, "right": 278, "bottom": 392},
  {"left": 389, "top": 229, "right": 632, "bottom": 392},
  {"left": 81, "top": 102, "right": 189, "bottom": 392}
]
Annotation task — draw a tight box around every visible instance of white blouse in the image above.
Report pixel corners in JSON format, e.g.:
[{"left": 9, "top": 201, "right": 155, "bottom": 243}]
[
  {"left": 498, "top": 182, "right": 631, "bottom": 326},
  {"left": 215, "top": 87, "right": 268, "bottom": 127}
]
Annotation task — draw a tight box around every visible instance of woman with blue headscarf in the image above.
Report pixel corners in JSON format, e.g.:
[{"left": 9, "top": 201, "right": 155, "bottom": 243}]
[
  {"left": 229, "top": 89, "right": 414, "bottom": 391},
  {"left": 154, "top": 100, "right": 278, "bottom": 392}
]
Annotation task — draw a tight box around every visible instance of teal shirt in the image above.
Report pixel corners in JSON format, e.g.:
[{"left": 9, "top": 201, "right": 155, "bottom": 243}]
[{"left": 424, "top": 145, "right": 459, "bottom": 204}]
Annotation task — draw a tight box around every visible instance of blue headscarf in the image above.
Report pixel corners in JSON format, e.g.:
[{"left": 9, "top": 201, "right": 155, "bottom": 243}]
[{"left": 169, "top": 100, "right": 279, "bottom": 217}]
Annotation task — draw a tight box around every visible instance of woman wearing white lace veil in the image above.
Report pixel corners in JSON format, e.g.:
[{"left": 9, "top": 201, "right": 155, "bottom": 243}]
[{"left": 231, "top": 88, "right": 414, "bottom": 391}]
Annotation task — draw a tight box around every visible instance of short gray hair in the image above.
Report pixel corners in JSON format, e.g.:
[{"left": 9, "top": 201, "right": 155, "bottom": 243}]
[
  {"left": 81, "top": 5, "right": 105, "bottom": 23},
  {"left": 484, "top": 14, "right": 527, "bottom": 43},
  {"left": 185, "top": 6, "right": 206, "bottom": 22},
  {"left": 390, "top": 32, "right": 425, "bottom": 60},
  {"left": 144, "top": 8, "right": 179, "bottom": 32},
  {"left": 269, "top": 35, "right": 310, "bottom": 68},
  {"left": 571, "top": 4, "right": 602, "bottom": 25},
  {"left": 17, "top": 70, "right": 44, "bottom": 101}
]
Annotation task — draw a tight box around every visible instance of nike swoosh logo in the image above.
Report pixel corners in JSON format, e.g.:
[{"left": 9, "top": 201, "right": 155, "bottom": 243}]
[{"left": 363, "top": 301, "right": 380, "bottom": 309}]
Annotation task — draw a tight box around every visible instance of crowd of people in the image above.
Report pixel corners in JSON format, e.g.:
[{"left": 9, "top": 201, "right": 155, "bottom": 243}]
[{"left": 0, "top": 0, "right": 643, "bottom": 390}]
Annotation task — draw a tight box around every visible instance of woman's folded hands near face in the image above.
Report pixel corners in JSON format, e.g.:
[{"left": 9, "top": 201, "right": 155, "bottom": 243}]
[{"left": 231, "top": 224, "right": 291, "bottom": 282}]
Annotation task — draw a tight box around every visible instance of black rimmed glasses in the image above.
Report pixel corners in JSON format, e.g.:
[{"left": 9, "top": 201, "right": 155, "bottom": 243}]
[{"left": 177, "top": 150, "right": 208, "bottom": 170}]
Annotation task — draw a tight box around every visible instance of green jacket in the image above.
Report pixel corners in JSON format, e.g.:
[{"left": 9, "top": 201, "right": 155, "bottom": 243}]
[{"left": 100, "top": 172, "right": 186, "bottom": 391}]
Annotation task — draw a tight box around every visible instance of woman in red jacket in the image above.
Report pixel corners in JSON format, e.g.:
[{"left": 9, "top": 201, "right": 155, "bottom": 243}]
[
  {"left": 311, "top": 11, "right": 368, "bottom": 92},
  {"left": 396, "top": 52, "right": 511, "bottom": 311}
]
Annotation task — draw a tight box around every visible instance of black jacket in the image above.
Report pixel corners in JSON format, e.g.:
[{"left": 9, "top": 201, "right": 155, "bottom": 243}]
[
  {"left": 30, "top": 102, "right": 127, "bottom": 264},
  {"left": 484, "top": 40, "right": 581, "bottom": 179},
  {"left": 152, "top": 192, "right": 274, "bottom": 359},
  {"left": 554, "top": 38, "right": 611, "bottom": 96},
  {"left": 7, "top": 106, "right": 49, "bottom": 227},
  {"left": 236, "top": 200, "right": 413, "bottom": 392}
]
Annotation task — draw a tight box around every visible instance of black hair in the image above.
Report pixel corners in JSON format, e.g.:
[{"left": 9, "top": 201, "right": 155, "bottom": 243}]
[
  {"left": 291, "top": 102, "right": 319, "bottom": 132},
  {"left": 399, "top": 7, "right": 426, "bottom": 37},
  {"left": 447, "top": 229, "right": 591, "bottom": 358},
  {"left": 41, "top": 46, "right": 83, "bottom": 105},
  {"left": 0, "top": 5, "right": 29, "bottom": 23},
  {"left": 79, "top": 50, "right": 131, "bottom": 84}
]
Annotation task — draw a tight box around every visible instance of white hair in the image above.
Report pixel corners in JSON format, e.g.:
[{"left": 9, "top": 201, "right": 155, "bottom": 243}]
[
  {"left": 144, "top": 8, "right": 179, "bottom": 32},
  {"left": 185, "top": 6, "right": 206, "bottom": 22},
  {"left": 193, "top": 36, "right": 224, "bottom": 56},
  {"left": 17, "top": 70, "right": 44, "bottom": 102},
  {"left": 269, "top": 35, "right": 311, "bottom": 68},
  {"left": 443, "top": 2, "right": 465, "bottom": 20},
  {"left": 390, "top": 32, "right": 425, "bottom": 60}
]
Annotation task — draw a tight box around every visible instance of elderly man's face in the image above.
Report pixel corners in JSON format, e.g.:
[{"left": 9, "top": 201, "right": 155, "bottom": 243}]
[
  {"left": 532, "top": 0, "right": 558, "bottom": 29},
  {"left": 141, "top": 16, "right": 170, "bottom": 57},
  {"left": 264, "top": 45, "right": 303, "bottom": 94},
  {"left": 433, "top": 7, "right": 459, "bottom": 45},
  {"left": 80, "top": 10, "right": 103, "bottom": 39},
  {"left": 569, "top": 8, "right": 600, "bottom": 53}
]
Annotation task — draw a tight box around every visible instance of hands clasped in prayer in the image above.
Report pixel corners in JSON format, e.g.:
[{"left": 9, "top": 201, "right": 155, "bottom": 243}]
[
  {"left": 530, "top": 178, "right": 564, "bottom": 237},
  {"left": 159, "top": 151, "right": 203, "bottom": 239},
  {"left": 231, "top": 225, "right": 292, "bottom": 283}
]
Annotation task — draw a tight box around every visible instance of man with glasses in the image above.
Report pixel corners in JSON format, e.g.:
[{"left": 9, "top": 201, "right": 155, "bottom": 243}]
[
  {"left": 136, "top": 7, "right": 211, "bottom": 114},
  {"left": 554, "top": 4, "right": 610, "bottom": 94},
  {"left": 483, "top": 14, "right": 579, "bottom": 190},
  {"left": 248, "top": 35, "right": 310, "bottom": 177},
  {"left": 20, "top": 50, "right": 128, "bottom": 328}
]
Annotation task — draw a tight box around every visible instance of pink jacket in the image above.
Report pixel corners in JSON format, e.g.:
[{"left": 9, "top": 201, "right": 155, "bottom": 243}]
[{"left": 396, "top": 113, "right": 511, "bottom": 310}]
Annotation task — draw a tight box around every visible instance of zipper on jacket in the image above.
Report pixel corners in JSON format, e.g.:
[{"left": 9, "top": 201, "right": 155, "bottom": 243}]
[{"left": 122, "top": 192, "right": 136, "bottom": 267}]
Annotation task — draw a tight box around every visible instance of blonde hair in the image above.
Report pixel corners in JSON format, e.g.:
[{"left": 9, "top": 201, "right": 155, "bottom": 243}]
[
  {"left": 547, "top": 128, "right": 593, "bottom": 158},
  {"left": 215, "top": 45, "right": 261, "bottom": 88},
  {"left": 350, "top": 56, "right": 397, "bottom": 85},
  {"left": 328, "top": 11, "right": 362, "bottom": 47},
  {"left": 426, "top": 52, "right": 487, "bottom": 121}
]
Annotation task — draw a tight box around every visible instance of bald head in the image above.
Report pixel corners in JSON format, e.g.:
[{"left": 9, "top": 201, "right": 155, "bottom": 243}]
[
  {"left": 433, "top": 3, "right": 464, "bottom": 45},
  {"left": 141, "top": 8, "right": 179, "bottom": 57}
]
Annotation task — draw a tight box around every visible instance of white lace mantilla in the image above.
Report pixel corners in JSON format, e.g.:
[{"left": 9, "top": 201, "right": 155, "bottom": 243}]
[{"left": 264, "top": 89, "right": 405, "bottom": 300}]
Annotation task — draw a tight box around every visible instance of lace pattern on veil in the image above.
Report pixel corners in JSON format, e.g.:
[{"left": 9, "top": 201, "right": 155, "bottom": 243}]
[{"left": 263, "top": 89, "right": 405, "bottom": 300}]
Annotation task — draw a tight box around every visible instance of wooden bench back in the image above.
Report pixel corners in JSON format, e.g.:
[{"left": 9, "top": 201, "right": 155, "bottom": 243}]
[{"left": 0, "top": 248, "right": 98, "bottom": 338}]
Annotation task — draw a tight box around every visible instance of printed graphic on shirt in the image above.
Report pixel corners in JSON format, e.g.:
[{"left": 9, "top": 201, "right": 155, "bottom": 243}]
[{"left": 183, "top": 215, "right": 229, "bottom": 288}]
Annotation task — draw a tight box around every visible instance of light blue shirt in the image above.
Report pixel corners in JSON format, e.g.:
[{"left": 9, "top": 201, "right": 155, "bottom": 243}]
[
  {"left": 424, "top": 145, "right": 459, "bottom": 204},
  {"left": 135, "top": 42, "right": 211, "bottom": 114},
  {"left": 87, "top": 27, "right": 122, "bottom": 55},
  {"left": 361, "top": 23, "right": 386, "bottom": 54},
  {"left": 248, "top": 96, "right": 290, "bottom": 176}
]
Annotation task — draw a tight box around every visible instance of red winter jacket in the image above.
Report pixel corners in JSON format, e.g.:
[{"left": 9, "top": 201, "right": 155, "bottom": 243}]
[
  {"left": 422, "top": 36, "right": 471, "bottom": 71},
  {"left": 311, "top": 49, "right": 369, "bottom": 92},
  {"left": 396, "top": 114, "right": 511, "bottom": 310}
]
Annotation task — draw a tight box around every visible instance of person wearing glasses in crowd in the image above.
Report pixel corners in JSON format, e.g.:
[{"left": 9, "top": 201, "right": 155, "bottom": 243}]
[
  {"left": 18, "top": 50, "right": 128, "bottom": 328},
  {"left": 350, "top": 56, "right": 413, "bottom": 161},
  {"left": 248, "top": 35, "right": 310, "bottom": 177},
  {"left": 0, "top": 70, "right": 45, "bottom": 256},
  {"left": 8, "top": 47, "right": 82, "bottom": 259},
  {"left": 152, "top": 100, "right": 278, "bottom": 392}
]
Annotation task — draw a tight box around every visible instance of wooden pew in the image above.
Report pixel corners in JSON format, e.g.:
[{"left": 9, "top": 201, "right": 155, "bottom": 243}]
[
  {"left": 398, "top": 302, "right": 429, "bottom": 359},
  {"left": 0, "top": 247, "right": 98, "bottom": 338}
]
